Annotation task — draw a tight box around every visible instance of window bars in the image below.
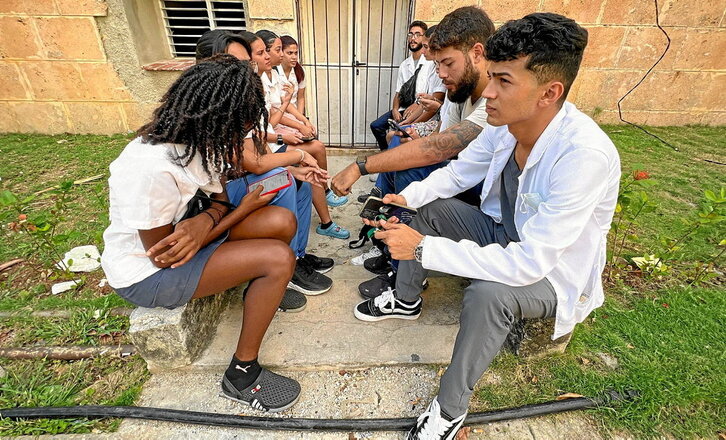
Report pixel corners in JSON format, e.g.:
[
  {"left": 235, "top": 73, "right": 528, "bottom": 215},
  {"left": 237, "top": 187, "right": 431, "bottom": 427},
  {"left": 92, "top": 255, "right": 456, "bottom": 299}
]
[{"left": 161, "top": 0, "right": 247, "bottom": 58}]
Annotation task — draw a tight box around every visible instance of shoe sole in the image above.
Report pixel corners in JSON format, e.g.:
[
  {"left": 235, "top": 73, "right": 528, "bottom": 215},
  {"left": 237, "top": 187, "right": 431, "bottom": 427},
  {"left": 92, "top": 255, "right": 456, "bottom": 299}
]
[
  {"left": 314, "top": 266, "right": 333, "bottom": 274},
  {"left": 287, "top": 281, "right": 332, "bottom": 296},
  {"left": 359, "top": 279, "right": 429, "bottom": 299},
  {"left": 219, "top": 387, "right": 301, "bottom": 414},
  {"left": 316, "top": 230, "right": 351, "bottom": 239},
  {"left": 353, "top": 306, "right": 420, "bottom": 322},
  {"left": 278, "top": 302, "right": 306, "bottom": 313}
]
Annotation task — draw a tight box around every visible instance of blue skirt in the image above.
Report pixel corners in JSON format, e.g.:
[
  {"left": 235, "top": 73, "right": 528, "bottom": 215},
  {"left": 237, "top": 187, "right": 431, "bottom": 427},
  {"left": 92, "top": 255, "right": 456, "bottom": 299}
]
[{"left": 113, "top": 232, "right": 227, "bottom": 309}]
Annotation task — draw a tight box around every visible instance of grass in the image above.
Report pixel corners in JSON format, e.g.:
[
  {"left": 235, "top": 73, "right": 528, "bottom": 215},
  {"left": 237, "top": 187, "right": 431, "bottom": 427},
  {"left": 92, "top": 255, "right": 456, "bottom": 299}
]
[{"left": 0, "top": 126, "right": 724, "bottom": 436}]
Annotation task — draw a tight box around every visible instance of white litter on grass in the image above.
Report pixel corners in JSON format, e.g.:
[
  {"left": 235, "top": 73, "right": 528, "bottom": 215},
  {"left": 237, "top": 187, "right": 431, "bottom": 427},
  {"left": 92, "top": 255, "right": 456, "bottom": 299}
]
[
  {"left": 56, "top": 245, "right": 101, "bottom": 272},
  {"left": 98, "top": 278, "right": 108, "bottom": 288},
  {"left": 51, "top": 279, "right": 83, "bottom": 295}
]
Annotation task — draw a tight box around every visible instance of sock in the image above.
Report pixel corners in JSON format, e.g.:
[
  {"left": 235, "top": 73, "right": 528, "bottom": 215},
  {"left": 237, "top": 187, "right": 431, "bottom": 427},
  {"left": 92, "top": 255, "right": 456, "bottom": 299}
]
[
  {"left": 325, "top": 188, "right": 331, "bottom": 195},
  {"left": 320, "top": 221, "right": 333, "bottom": 229},
  {"left": 440, "top": 407, "right": 455, "bottom": 422},
  {"left": 224, "top": 356, "right": 261, "bottom": 390}
]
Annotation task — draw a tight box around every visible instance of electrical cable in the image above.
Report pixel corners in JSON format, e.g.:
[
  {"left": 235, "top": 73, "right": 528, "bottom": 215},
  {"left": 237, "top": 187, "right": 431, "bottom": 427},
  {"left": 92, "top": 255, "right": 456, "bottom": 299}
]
[
  {"left": 616, "top": 0, "right": 679, "bottom": 151},
  {"left": 0, "top": 390, "right": 637, "bottom": 432}
]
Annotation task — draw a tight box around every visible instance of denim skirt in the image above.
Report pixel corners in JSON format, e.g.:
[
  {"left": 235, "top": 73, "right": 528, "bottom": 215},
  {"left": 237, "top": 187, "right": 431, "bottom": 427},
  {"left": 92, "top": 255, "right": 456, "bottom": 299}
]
[{"left": 113, "top": 233, "right": 227, "bottom": 309}]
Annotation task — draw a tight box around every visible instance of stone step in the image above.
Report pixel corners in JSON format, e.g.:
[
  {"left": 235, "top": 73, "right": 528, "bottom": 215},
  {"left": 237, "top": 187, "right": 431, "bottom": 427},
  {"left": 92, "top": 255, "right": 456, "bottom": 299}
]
[{"left": 187, "top": 275, "right": 469, "bottom": 371}]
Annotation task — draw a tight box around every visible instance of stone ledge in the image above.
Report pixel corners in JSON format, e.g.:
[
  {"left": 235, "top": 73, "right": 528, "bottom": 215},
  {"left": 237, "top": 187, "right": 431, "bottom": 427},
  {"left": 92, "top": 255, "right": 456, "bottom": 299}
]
[
  {"left": 129, "top": 285, "right": 241, "bottom": 373},
  {"left": 141, "top": 59, "right": 194, "bottom": 71}
]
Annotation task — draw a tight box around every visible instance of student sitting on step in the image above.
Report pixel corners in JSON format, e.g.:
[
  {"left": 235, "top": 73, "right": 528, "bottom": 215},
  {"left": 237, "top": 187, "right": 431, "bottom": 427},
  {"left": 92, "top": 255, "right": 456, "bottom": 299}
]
[
  {"left": 197, "top": 29, "right": 337, "bottom": 298},
  {"left": 101, "top": 56, "right": 321, "bottom": 412},
  {"left": 353, "top": 14, "right": 621, "bottom": 439}
]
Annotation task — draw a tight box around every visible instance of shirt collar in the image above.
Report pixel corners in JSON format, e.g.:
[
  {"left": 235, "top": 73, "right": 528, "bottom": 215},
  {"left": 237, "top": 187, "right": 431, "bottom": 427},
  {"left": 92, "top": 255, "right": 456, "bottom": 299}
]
[{"left": 523, "top": 102, "right": 570, "bottom": 170}]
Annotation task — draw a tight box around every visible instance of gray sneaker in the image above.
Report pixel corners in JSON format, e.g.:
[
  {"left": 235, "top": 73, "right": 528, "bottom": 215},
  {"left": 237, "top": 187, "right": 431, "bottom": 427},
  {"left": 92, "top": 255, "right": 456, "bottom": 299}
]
[
  {"left": 221, "top": 368, "right": 301, "bottom": 413},
  {"left": 278, "top": 288, "right": 306, "bottom": 312}
]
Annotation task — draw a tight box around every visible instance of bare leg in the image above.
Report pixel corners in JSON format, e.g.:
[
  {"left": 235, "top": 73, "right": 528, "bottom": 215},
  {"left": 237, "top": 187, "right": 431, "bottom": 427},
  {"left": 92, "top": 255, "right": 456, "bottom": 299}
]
[
  {"left": 192, "top": 206, "right": 296, "bottom": 361},
  {"left": 292, "top": 140, "right": 333, "bottom": 224}
]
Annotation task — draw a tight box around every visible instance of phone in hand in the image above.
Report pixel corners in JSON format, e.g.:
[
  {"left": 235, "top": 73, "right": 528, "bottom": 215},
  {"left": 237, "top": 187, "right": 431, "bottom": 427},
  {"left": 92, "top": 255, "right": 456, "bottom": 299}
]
[
  {"left": 246, "top": 170, "right": 292, "bottom": 196},
  {"left": 360, "top": 196, "right": 417, "bottom": 225},
  {"left": 300, "top": 135, "right": 317, "bottom": 142},
  {"left": 387, "top": 118, "right": 411, "bottom": 138}
]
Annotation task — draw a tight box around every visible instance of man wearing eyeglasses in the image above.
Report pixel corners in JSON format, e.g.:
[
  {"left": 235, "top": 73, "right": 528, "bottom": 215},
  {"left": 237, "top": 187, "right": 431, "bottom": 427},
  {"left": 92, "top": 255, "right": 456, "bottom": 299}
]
[{"left": 369, "top": 21, "right": 429, "bottom": 150}]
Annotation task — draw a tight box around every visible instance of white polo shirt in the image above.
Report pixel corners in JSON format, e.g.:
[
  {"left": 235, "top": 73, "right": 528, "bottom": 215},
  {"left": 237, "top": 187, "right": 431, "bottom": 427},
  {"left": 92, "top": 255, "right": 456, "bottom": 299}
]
[
  {"left": 275, "top": 66, "right": 307, "bottom": 107},
  {"left": 395, "top": 54, "right": 427, "bottom": 93},
  {"left": 101, "top": 138, "right": 223, "bottom": 289}
]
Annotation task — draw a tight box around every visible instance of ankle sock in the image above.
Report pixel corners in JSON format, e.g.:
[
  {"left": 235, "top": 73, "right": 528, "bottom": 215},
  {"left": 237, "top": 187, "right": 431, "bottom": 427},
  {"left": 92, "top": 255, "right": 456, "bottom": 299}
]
[
  {"left": 225, "top": 356, "right": 261, "bottom": 390},
  {"left": 325, "top": 188, "right": 331, "bottom": 195},
  {"left": 440, "top": 407, "right": 455, "bottom": 421},
  {"left": 320, "top": 221, "right": 333, "bottom": 229}
]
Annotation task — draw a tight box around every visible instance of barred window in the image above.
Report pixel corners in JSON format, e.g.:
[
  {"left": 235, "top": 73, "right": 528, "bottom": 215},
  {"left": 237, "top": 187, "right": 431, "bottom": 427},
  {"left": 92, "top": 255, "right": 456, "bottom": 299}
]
[{"left": 161, "top": 0, "right": 247, "bottom": 58}]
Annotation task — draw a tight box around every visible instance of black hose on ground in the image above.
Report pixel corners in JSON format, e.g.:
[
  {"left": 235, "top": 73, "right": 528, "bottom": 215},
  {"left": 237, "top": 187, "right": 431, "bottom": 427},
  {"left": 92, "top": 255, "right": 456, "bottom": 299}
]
[{"left": 0, "top": 390, "right": 637, "bottom": 432}]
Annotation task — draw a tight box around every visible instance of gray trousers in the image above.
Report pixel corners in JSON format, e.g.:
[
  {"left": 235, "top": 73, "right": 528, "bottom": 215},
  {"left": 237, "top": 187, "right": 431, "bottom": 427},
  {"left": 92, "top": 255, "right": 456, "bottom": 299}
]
[{"left": 396, "top": 199, "right": 557, "bottom": 416}]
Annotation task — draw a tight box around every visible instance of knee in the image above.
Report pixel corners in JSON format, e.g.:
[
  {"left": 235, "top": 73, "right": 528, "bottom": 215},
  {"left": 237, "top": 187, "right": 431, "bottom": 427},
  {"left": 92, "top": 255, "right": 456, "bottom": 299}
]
[
  {"left": 462, "top": 281, "right": 515, "bottom": 324},
  {"left": 311, "top": 140, "right": 326, "bottom": 156},
  {"left": 265, "top": 240, "right": 296, "bottom": 277},
  {"left": 264, "top": 206, "right": 297, "bottom": 243}
]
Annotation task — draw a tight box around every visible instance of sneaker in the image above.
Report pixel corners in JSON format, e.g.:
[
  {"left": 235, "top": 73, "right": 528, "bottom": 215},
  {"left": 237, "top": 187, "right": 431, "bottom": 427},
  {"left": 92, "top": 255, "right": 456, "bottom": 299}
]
[
  {"left": 288, "top": 257, "right": 333, "bottom": 295},
  {"left": 301, "top": 253, "right": 334, "bottom": 274},
  {"left": 316, "top": 221, "right": 350, "bottom": 239},
  {"left": 363, "top": 253, "right": 392, "bottom": 275},
  {"left": 326, "top": 190, "right": 349, "bottom": 207},
  {"left": 354, "top": 288, "right": 422, "bottom": 321},
  {"left": 406, "top": 397, "right": 466, "bottom": 440},
  {"left": 368, "top": 173, "right": 379, "bottom": 182},
  {"left": 357, "top": 186, "right": 383, "bottom": 203},
  {"left": 221, "top": 368, "right": 301, "bottom": 413},
  {"left": 351, "top": 246, "right": 382, "bottom": 265},
  {"left": 359, "top": 271, "right": 429, "bottom": 299},
  {"left": 278, "top": 288, "right": 306, "bottom": 312}
]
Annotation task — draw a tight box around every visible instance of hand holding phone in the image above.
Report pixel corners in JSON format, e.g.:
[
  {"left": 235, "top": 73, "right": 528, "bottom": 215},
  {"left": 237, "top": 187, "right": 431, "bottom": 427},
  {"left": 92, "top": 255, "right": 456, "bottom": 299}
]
[
  {"left": 387, "top": 119, "right": 411, "bottom": 138},
  {"left": 360, "top": 196, "right": 417, "bottom": 225},
  {"left": 247, "top": 170, "right": 292, "bottom": 196}
]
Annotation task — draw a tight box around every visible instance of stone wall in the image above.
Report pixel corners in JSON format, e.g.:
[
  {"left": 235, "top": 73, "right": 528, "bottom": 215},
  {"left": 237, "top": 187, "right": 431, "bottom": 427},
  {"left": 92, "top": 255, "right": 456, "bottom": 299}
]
[
  {"left": 0, "top": 0, "right": 723, "bottom": 134},
  {"left": 416, "top": 0, "right": 725, "bottom": 126}
]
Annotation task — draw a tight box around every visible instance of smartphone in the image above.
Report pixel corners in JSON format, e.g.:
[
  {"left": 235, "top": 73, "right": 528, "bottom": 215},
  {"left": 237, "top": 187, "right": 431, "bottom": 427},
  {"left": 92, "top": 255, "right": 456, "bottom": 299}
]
[
  {"left": 387, "top": 118, "right": 411, "bottom": 138},
  {"left": 300, "top": 136, "right": 317, "bottom": 142},
  {"left": 247, "top": 170, "right": 292, "bottom": 196},
  {"left": 360, "top": 196, "right": 417, "bottom": 225}
]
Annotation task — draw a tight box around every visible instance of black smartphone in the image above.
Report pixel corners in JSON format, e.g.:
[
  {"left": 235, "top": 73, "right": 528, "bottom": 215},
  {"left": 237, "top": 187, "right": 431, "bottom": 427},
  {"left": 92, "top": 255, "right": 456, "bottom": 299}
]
[
  {"left": 387, "top": 118, "right": 411, "bottom": 138},
  {"left": 300, "top": 135, "right": 317, "bottom": 142},
  {"left": 359, "top": 196, "right": 417, "bottom": 224}
]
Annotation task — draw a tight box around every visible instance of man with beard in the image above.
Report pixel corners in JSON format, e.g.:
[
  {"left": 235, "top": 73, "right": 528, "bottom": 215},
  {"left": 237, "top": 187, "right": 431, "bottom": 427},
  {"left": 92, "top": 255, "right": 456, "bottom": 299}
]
[
  {"left": 344, "top": 7, "right": 495, "bottom": 299},
  {"left": 332, "top": 6, "right": 493, "bottom": 197},
  {"left": 369, "top": 21, "right": 428, "bottom": 151}
]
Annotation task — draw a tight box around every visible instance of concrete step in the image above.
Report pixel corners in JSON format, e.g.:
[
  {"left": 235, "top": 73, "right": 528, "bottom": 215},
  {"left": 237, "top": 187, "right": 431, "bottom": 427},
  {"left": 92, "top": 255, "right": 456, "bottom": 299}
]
[{"left": 188, "top": 275, "right": 468, "bottom": 371}]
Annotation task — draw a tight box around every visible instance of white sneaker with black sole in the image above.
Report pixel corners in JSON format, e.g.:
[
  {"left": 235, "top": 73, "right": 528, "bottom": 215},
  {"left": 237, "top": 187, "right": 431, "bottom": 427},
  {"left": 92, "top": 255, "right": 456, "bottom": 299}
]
[
  {"left": 354, "top": 288, "right": 421, "bottom": 321},
  {"left": 406, "top": 397, "right": 466, "bottom": 440}
]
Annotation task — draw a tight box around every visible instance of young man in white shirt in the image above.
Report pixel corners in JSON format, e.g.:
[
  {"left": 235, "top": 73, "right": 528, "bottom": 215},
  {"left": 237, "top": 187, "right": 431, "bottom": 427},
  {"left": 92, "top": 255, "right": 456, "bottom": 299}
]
[
  {"left": 355, "top": 13, "right": 622, "bottom": 440},
  {"left": 356, "top": 6, "right": 494, "bottom": 297},
  {"left": 369, "top": 21, "right": 428, "bottom": 150}
]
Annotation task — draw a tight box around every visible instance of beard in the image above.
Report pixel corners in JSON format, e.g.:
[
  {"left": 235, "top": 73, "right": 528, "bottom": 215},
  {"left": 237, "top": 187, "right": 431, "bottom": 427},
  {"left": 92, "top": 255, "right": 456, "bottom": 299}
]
[
  {"left": 447, "top": 56, "right": 480, "bottom": 104},
  {"left": 408, "top": 41, "right": 422, "bottom": 52}
]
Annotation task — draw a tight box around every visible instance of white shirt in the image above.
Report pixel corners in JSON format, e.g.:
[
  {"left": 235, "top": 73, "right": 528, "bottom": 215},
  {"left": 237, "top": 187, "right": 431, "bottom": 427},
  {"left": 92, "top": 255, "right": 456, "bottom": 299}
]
[
  {"left": 439, "top": 96, "right": 488, "bottom": 131},
  {"left": 275, "top": 66, "right": 306, "bottom": 107},
  {"left": 101, "top": 138, "right": 223, "bottom": 289},
  {"left": 395, "top": 54, "right": 426, "bottom": 93},
  {"left": 417, "top": 59, "right": 446, "bottom": 96},
  {"left": 261, "top": 70, "right": 286, "bottom": 111},
  {"left": 400, "top": 102, "right": 621, "bottom": 339}
]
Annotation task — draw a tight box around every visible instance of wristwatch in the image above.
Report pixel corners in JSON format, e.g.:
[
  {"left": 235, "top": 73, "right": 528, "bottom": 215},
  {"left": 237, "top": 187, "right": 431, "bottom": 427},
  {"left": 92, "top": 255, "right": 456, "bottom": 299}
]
[
  {"left": 414, "top": 236, "right": 426, "bottom": 263},
  {"left": 276, "top": 134, "right": 284, "bottom": 146},
  {"left": 356, "top": 155, "right": 369, "bottom": 176}
]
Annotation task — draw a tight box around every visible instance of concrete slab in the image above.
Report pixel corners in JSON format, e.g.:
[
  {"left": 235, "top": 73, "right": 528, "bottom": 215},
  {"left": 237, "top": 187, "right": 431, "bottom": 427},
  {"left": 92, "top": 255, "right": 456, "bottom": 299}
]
[{"left": 189, "top": 277, "right": 468, "bottom": 370}]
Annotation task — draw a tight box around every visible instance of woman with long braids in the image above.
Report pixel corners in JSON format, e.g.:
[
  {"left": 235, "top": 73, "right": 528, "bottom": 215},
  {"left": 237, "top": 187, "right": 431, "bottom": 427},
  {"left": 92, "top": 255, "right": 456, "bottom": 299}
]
[
  {"left": 254, "top": 30, "right": 351, "bottom": 240},
  {"left": 101, "top": 56, "right": 315, "bottom": 412},
  {"left": 199, "top": 30, "right": 337, "bottom": 297}
]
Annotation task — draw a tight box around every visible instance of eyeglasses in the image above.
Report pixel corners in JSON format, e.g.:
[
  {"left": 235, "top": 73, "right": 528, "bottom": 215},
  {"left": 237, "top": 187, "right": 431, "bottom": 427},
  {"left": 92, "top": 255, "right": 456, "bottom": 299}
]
[{"left": 407, "top": 32, "right": 423, "bottom": 38}]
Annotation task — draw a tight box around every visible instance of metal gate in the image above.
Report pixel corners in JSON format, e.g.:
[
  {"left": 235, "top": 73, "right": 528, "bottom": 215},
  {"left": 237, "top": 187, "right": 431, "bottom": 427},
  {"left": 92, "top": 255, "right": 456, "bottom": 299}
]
[{"left": 295, "top": 0, "right": 414, "bottom": 148}]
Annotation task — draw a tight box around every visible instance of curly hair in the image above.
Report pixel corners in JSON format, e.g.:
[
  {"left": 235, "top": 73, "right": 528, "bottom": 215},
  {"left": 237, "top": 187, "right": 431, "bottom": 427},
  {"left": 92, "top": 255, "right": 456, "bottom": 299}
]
[
  {"left": 485, "top": 13, "right": 588, "bottom": 100},
  {"left": 409, "top": 20, "right": 428, "bottom": 32},
  {"left": 138, "top": 54, "right": 268, "bottom": 177},
  {"left": 428, "top": 6, "right": 494, "bottom": 53}
]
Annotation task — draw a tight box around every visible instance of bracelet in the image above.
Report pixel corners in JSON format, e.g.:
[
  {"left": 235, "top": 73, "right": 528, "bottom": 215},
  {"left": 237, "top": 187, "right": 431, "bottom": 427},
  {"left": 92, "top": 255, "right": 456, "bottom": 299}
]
[
  {"left": 201, "top": 210, "right": 218, "bottom": 227},
  {"left": 298, "top": 149, "right": 305, "bottom": 163}
]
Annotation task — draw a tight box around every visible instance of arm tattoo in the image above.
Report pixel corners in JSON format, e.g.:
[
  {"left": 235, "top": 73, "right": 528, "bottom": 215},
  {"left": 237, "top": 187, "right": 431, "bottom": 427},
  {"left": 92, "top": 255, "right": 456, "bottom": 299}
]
[{"left": 420, "top": 120, "right": 483, "bottom": 162}]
